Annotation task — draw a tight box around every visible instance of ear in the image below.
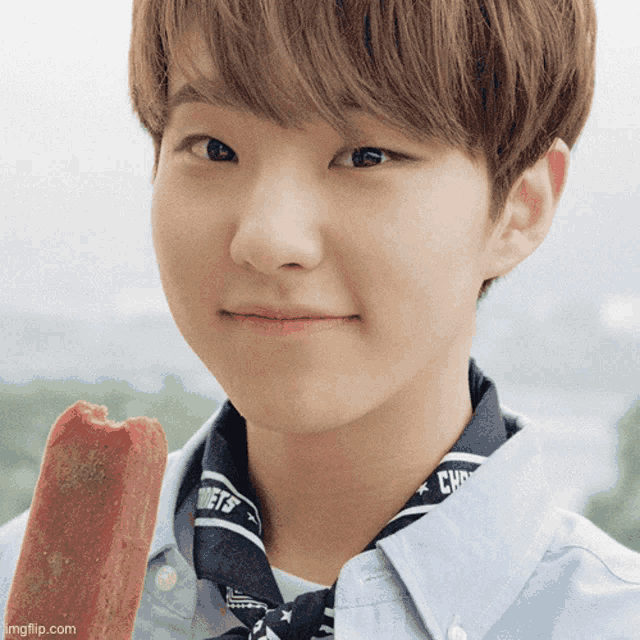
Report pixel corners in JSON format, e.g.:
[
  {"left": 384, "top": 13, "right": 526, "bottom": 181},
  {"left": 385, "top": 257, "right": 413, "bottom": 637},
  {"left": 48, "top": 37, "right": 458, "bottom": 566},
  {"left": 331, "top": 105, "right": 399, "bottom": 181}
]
[{"left": 483, "top": 138, "right": 571, "bottom": 280}]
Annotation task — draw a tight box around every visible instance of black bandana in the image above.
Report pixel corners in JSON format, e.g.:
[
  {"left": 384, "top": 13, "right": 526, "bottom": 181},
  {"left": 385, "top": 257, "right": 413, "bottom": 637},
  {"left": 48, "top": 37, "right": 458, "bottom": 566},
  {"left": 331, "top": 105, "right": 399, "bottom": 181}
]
[{"left": 193, "top": 359, "right": 509, "bottom": 639}]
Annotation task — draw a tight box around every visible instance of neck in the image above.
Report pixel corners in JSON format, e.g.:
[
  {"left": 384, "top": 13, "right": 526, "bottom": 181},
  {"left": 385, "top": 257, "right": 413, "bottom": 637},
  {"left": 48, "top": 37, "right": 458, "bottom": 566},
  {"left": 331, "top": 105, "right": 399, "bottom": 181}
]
[{"left": 245, "top": 350, "right": 473, "bottom": 586}]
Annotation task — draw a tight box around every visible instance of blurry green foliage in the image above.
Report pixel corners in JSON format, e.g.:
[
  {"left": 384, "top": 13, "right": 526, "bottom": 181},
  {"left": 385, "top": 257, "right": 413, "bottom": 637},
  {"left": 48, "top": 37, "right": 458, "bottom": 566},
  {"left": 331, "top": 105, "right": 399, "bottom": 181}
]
[
  {"left": 583, "top": 397, "right": 640, "bottom": 552},
  {"left": 3, "top": 375, "right": 638, "bottom": 555},
  {"left": 0, "top": 376, "right": 219, "bottom": 527}
]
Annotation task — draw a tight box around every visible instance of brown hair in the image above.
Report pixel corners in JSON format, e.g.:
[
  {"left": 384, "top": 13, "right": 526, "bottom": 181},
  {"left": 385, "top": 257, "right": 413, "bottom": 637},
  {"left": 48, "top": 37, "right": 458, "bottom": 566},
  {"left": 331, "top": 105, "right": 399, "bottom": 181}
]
[{"left": 129, "top": 0, "right": 597, "bottom": 301}]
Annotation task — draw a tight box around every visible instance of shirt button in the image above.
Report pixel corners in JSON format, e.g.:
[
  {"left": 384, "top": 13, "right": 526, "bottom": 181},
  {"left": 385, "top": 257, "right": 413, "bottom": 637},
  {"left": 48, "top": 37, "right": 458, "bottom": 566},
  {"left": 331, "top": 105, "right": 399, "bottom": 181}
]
[
  {"left": 447, "top": 624, "right": 467, "bottom": 640},
  {"left": 155, "top": 565, "right": 178, "bottom": 591}
]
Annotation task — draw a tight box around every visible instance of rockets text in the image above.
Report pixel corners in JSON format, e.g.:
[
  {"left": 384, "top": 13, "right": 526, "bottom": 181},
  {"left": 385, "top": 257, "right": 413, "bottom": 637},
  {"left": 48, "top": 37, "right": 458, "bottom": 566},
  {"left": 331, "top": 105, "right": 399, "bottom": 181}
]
[{"left": 197, "top": 486, "right": 242, "bottom": 513}]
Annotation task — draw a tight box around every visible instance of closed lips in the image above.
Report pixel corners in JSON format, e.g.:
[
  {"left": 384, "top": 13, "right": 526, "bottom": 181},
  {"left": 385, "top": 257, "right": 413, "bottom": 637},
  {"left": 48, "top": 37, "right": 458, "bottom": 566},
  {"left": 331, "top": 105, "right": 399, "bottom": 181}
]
[{"left": 223, "top": 306, "right": 358, "bottom": 321}]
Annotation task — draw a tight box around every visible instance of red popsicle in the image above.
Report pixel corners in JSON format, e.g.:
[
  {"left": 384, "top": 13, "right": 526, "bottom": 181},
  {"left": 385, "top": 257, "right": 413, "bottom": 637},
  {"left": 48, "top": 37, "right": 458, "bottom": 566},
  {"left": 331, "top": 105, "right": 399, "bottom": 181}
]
[{"left": 4, "top": 401, "right": 168, "bottom": 639}]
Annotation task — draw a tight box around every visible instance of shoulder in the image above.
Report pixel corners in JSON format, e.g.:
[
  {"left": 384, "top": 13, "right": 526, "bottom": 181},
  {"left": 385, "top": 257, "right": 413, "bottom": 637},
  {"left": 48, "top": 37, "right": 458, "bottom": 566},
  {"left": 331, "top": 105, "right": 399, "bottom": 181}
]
[
  {"left": 487, "top": 405, "right": 640, "bottom": 636},
  {"left": 498, "top": 508, "right": 640, "bottom": 637},
  {"left": 547, "top": 507, "right": 640, "bottom": 585},
  {"left": 0, "top": 509, "right": 30, "bottom": 627},
  {"left": 501, "top": 407, "right": 640, "bottom": 585},
  {"left": 0, "top": 406, "right": 217, "bottom": 637},
  {"left": 0, "top": 446, "right": 188, "bottom": 627}
]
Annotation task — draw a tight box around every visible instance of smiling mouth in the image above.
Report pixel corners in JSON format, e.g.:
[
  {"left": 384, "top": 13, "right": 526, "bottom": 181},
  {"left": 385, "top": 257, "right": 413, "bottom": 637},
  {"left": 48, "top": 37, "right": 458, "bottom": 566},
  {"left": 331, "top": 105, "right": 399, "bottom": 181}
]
[
  {"left": 220, "top": 310, "right": 360, "bottom": 336},
  {"left": 238, "top": 313, "right": 350, "bottom": 321},
  {"left": 221, "top": 310, "right": 359, "bottom": 321}
]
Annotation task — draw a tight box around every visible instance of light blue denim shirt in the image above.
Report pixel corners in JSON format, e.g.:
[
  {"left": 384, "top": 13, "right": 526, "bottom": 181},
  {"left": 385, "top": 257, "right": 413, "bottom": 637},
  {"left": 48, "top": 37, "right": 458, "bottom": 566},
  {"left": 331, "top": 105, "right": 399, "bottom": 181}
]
[{"left": 2, "top": 403, "right": 639, "bottom": 639}]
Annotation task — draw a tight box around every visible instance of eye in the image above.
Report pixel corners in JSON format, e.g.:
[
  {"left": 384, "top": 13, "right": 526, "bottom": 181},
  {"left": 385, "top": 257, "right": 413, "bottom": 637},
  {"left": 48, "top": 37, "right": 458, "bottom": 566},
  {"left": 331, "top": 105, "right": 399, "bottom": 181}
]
[
  {"left": 174, "top": 137, "right": 407, "bottom": 168},
  {"left": 177, "top": 136, "right": 238, "bottom": 162},
  {"left": 334, "top": 146, "right": 403, "bottom": 169},
  {"left": 197, "top": 137, "right": 237, "bottom": 162}
]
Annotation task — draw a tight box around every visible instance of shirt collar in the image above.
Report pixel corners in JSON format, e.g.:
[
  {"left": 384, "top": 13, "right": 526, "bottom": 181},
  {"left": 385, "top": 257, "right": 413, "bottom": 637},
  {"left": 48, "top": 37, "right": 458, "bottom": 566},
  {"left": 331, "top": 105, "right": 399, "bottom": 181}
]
[
  {"left": 375, "top": 412, "right": 556, "bottom": 639},
  {"left": 455, "top": 356, "right": 510, "bottom": 455}
]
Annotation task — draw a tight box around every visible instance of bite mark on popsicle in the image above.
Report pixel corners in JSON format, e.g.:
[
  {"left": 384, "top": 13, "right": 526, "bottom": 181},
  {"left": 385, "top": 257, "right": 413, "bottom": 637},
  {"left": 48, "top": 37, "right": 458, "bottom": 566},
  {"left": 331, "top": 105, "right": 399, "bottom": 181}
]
[{"left": 4, "top": 400, "right": 168, "bottom": 639}]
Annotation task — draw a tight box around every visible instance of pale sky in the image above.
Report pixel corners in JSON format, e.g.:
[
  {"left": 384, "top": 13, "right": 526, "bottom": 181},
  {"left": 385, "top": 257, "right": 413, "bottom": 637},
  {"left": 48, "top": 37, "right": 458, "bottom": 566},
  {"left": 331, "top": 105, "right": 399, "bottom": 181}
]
[{"left": 1, "top": 0, "right": 639, "bottom": 332}]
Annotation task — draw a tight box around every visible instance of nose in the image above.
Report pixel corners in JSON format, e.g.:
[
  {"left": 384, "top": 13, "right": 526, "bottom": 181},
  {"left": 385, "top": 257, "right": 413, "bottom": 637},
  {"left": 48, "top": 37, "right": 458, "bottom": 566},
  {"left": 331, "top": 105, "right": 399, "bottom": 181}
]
[{"left": 229, "top": 170, "right": 324, "bottom": 274}]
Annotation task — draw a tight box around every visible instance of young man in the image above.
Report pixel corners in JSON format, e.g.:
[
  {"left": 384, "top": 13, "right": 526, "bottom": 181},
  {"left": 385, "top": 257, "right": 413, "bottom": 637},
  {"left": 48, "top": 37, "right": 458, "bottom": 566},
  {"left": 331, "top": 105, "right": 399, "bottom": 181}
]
[{"left": 1, "top": 0, "right": 639, "bottom": 638}]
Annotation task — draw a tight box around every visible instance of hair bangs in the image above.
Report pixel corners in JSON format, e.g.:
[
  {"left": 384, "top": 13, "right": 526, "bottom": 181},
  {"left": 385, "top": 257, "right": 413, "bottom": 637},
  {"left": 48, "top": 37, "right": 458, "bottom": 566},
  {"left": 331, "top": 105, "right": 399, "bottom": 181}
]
[{"left": 135, "top": 0, "right": 479, "bottom": 162}]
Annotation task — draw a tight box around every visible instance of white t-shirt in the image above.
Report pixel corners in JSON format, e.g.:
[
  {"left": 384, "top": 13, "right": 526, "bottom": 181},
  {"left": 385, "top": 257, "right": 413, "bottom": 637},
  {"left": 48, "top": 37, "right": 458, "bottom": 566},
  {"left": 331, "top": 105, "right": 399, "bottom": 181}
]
[{"left": 272, "top": 566, "right": 330, "bottom": 603}]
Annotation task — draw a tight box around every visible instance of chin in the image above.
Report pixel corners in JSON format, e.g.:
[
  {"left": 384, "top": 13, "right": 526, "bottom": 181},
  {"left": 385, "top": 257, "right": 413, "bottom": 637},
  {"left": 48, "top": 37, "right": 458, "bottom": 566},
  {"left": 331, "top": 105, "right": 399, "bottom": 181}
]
[{"left": 225, "top": 378, "right": 376, "bottom": 437}]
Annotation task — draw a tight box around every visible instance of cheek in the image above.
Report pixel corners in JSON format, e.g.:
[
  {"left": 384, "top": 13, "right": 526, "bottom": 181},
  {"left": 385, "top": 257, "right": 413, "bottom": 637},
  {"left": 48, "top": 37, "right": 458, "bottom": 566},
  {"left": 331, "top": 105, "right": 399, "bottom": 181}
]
[
  {"left": 370, "top": 179, "right": 487, "bottom": 291},
  {"left": 352, "top": 171, "right": 488, "bottom": 346},
  {"left": 150, "top": 172, "right": 225, "bottom": 318},
  {"left": 151, "top": 182, "right": 191, "bottom": 291}
]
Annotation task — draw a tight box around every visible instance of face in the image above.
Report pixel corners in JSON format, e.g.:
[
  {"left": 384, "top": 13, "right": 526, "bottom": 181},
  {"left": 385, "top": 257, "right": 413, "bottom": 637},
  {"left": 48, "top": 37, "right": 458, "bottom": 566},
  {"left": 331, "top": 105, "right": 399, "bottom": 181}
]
[{"left": 151, "top": 57, "right": 498, "bottom": 437}]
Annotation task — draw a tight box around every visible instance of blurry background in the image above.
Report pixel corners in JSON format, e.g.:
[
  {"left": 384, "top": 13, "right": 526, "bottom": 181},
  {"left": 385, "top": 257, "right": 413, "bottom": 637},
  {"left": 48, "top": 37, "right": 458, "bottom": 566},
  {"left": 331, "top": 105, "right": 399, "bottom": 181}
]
[{"left": 1, "top": 0, "right": 638, "bottom": 547}]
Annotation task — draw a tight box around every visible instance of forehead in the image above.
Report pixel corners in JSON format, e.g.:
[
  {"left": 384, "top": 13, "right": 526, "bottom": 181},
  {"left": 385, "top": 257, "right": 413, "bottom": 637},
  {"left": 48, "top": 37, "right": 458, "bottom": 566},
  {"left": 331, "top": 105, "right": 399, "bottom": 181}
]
[
  {"left": 167, "top": 82, "right": 382, "bottom": 148},
  {"left": 165, "top": 29, "right": 416, "bottom": 143}
]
